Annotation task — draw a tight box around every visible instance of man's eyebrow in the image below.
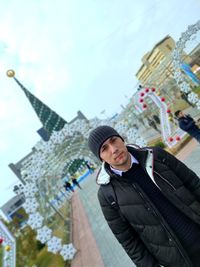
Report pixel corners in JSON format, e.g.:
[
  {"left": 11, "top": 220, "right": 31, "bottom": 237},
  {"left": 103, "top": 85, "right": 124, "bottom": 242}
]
[{"left": 101, "top": 144, "right": 106, "bottom": 149}]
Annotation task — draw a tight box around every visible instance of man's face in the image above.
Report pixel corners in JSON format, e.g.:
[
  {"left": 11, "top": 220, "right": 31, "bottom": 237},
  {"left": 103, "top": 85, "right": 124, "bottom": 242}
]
[
  {"left": 99, "top": 136, "right": 130, "bottom": 170},
  {"left": 178, "top": 111, "right": 184, "bottom": 118}
]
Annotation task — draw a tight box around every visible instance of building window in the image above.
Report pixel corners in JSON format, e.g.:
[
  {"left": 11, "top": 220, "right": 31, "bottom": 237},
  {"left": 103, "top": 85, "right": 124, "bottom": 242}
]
[{"left": 166, "top": 44, "right": 172, "bottom": 51}]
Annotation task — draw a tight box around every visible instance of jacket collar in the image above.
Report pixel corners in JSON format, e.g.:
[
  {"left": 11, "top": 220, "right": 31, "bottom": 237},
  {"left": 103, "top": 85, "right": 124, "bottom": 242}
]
[{"left": 96, "top": 145, "right": 149, "bottom": 185}]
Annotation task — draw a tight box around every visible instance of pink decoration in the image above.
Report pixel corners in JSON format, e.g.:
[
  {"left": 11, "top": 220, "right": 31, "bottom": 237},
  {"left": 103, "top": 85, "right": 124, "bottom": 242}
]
[
  {"left": 176, "top": 136, "right": 181, "bottom": 141},
  {"left": 169, "top": 137, "right": 173, "bottom": 142},
  {"left": 145, "top": 88, "right": 149, "bottom": 93},
  {"left": 139, "top": 98, "right": 144, "bottom": 103},
  {"left": 166, "top": 109, "right": 171, "bottom": 113},
  {"left": 0, "top": 238, "right": 3, "bottom": 244},
  {"left": 143, "top": 103, "right": 147, "bottom": 109},
  {"left": 161, "top": 97, "right": 165, "bottom": 102},
  {"left": 151, "top": 88, "right": 156, "bottom": 92},
  {"left": 140, "top": 92, "right": 144, "bottom": 97}
]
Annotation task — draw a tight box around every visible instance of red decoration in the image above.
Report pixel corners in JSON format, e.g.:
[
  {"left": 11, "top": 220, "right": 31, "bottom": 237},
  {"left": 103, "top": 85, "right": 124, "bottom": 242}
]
[
  {"left": 0, "top": 238, "right": 3, "bottom": 244},
  {"left": 145, "top": 88, "right": 149, "bottom": 93},
  {"left": 161, "top": 97, "right": 165, "bottom": 102},
  {"left": 169, "top": 137, "right": 173, "bottom": 142},
  {"left": 139, "top": 98, "right": 144, "bottom": 103},
  {"left": 140, "top": 92, "right": 144, "bottom": 97},
  {"left": 143, "top": 103, "right": 147, "bottom": 109},
  {"left": 176, "top": 136, "right": 181, "bottom": 141},
  {"left": 151, "top": 88, "right": 156, "bottom": 92},
  {"left": 166, "top": 109, "right": 171, "bottom": 113}
]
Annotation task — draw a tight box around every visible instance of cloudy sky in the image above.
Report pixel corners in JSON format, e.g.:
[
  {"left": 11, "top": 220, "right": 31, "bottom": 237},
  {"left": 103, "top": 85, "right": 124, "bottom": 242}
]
[{"left": 0, "top": 0, "right": 199, "bottom": 206}]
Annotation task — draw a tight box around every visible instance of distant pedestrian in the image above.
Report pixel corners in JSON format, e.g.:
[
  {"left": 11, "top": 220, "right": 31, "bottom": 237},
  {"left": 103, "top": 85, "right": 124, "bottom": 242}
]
[
  {"left": 180, "top": 92, "right": 195, "bottom": 107},
  {"left": 174, "top": 110, "right": 200, "bottom": 143},
  {"left": 137, "top": 116, "right": 146, "bottom": 127},
  {"left": 153, "top": 114, "right": 160, "bottom": 124},
  {"left": 63, "top": 181, "right": 74, "bottom": 192},
  {"left": 86, "top": 162, "right": 94, "bottom": 173},
  {"left": 72, "top": 178, "right": 82, "bottom": 189},
  {"left": 147, "top": 117, "right": 161, "bottom": 133},
  {"left": 132, "top": 123, "right": 139, "bottom": 130}
]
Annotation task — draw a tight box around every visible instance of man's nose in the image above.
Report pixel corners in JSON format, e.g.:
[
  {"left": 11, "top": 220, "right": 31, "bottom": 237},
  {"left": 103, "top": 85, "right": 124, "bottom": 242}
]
[{"left": 110, "top": 144, "right": 117, "bottom": 153}]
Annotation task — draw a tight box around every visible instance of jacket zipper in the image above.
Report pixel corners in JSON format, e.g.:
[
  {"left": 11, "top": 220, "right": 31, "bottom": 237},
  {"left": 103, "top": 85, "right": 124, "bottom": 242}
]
[
  {"left": 153, "top": 170, "right": 176, "bottom": 191},
  {"left": 149, "top": 149, "right": 176, "bottom": 191},
  {"left": 132, "top": 183, "right": 192, "bottom": 267}
]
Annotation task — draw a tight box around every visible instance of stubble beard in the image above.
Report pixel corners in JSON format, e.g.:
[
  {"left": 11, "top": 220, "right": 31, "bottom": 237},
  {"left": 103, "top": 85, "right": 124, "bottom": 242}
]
[{"left": 113, "top": 151, "right": 130, "bottom": 169}]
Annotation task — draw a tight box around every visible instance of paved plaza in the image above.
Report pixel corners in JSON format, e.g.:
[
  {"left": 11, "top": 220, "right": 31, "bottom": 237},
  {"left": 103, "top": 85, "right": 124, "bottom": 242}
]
[{"left": 71, "top": 138, "right": 200, "bottom": 267}]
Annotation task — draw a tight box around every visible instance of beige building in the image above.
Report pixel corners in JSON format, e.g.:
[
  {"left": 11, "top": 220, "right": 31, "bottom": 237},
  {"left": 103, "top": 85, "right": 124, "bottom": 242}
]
[
  {"left": 136, "top": 36, "right": 176, "bottom": 84},
  {"left": 136, "top": 35, "right": 193, "bottom": 90}
]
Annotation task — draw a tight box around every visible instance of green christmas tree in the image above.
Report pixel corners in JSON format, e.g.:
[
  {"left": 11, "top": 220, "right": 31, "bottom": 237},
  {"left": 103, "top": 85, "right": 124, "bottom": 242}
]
[{"left": 13, "top": 77, "right": 66, "bottom": 135}]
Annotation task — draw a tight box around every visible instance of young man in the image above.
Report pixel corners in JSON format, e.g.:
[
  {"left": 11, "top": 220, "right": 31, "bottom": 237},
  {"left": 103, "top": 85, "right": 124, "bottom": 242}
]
[
  {"left": 174, "top": 110, "right": 200, "bottom": 143},
  {"left": 88, "top": 125, "right": 200, "bottom": 267}
]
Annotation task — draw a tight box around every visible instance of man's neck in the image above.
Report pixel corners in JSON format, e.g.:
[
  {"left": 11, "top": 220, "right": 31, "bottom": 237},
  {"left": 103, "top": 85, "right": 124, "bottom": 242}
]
[{"left": 110, "top": 153, "right": 139, "bottom": 176}]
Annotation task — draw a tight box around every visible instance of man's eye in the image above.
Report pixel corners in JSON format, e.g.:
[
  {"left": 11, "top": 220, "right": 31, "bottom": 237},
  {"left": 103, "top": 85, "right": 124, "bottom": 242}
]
[
  {"left": 101, "top": 145, "right": 107, "bottom": 152},
  {"left": 101, "top": 147, "right": 105, "bottom": 152}
]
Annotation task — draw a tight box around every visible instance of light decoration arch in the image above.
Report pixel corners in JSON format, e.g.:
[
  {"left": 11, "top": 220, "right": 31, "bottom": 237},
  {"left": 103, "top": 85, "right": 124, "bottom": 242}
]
[
  {"left": 172, "top": 20, "right": 200, "bottom": 107},
  {"left": 135, "top": 87, "right": 186, "bottom": 147}
]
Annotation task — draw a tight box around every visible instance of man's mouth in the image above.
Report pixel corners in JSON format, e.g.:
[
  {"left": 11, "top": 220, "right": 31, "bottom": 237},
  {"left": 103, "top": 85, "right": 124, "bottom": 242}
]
[{"left": 115, "top": 152, "right": 123, "bottom": 160}]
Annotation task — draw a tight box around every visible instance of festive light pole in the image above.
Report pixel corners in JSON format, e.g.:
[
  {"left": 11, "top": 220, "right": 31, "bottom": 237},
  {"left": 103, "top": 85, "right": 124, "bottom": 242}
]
[{"left": 0, "top": 220, "right": 16, "bottom": 267}]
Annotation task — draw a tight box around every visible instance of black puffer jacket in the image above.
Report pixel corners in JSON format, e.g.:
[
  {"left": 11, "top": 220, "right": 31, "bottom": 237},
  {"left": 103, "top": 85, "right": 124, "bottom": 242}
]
[
  {"left": 178, "top": 115, "right": 199, "bottom": 137},
  {"left": 97, "top": 146, "right": 200, "bottom": 267}
]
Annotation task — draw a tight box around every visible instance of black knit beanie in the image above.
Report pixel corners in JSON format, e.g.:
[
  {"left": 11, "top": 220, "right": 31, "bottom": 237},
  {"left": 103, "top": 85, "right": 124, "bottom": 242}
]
[{"left": 88, "top": 125, "right": 124, "bottom": 160}]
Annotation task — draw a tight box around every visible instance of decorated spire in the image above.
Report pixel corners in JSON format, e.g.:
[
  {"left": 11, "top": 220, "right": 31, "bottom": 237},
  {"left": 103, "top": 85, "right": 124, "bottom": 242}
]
[{"left": 7, "top": 70, "right": 66, "bottom": 135}]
